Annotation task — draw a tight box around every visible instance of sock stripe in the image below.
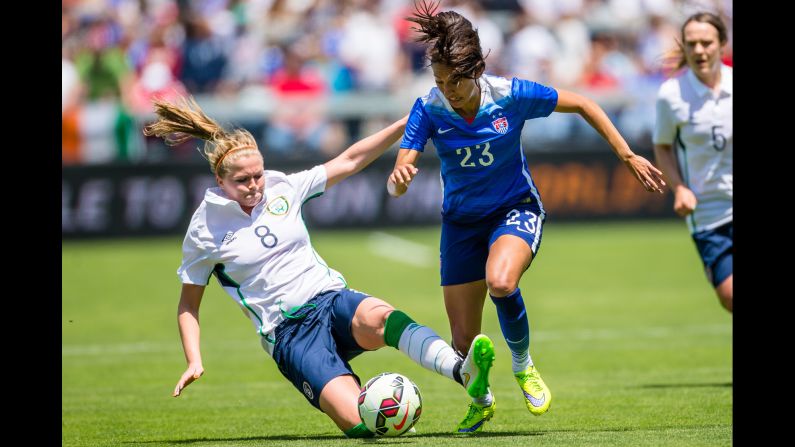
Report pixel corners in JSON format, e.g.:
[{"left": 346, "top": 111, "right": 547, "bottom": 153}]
[
  {"left": 419, "top": 335, "right": 431, "bottom": 368},
  {"left": 405, "top": 323, "right": 421, "bottom": 354},
  {"left": 505, "top": 335, "right": 528, "bottom": 345},
  {"left": 393, "top": 317, "right": 460, "bottom": 384},
  {"left": 432, "top": 343, "right": 453, "bottom": 374},
  {"left": 418, "top": 335, "right": 441, "bottom": 372}
]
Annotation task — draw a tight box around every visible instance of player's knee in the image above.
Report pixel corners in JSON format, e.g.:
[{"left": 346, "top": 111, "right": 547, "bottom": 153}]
[
  {"left": 356, "top": 297, "right": 394, "bottom": 329},
  {"left": 716, "top": 287, "right": 732, "bottom": 312},
  {"left": 718, "top": 295, "right": 732, "bottom": 312},
  {"left": 715, "top": 275, "right": 732, "bottom": 313},
  {"left": 372, "top": 302, "right": 395, "bottom": 330},
  {"left": 486, "top": 276, "right": 518, "bottom": 297}
]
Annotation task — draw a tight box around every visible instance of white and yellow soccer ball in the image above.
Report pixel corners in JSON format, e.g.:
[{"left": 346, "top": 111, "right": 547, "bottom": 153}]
[{"left": 357, "top": 372, "right": 422, "bottom": 436}]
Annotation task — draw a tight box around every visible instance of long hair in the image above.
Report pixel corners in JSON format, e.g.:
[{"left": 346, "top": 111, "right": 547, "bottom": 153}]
[
  {"left": 142, "top": 96, "right": 260, "bottom": 177},
  {"left": 662, "top": 11, "right": 729, "bottom": 75},
  {"left": 408, "top": 0, "right": 486, "bottom": 82}
]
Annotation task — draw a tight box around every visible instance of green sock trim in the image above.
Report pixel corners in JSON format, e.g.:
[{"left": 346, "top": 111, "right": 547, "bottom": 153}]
[
  {"left": 344, "top": 422, "right": 374, "bottom": 438},
  {"left": 384, "top": 310, "right": 416, "bottom": 349}
]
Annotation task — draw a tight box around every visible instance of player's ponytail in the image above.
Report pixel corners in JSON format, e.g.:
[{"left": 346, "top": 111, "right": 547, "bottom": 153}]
[{"left": 143, "top": 96, "right": 260, "bottom": 176}]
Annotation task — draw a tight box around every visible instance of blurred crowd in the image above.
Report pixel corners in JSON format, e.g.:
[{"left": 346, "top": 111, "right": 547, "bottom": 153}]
[{"left": 62, "top": 0, "right": 732, "bottom": 165}]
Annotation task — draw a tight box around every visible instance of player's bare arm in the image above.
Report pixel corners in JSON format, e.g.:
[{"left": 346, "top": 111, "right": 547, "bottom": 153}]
[
  {"left": 174, "top": 283, "right": 205, "bottom": 397},
  {"left": 555, "top": 88, "right": 665, "bottom": 193},
  {"left": 324, "top": 115, "right": 408, "bottom": 189},
  {"left": 387, "top": 149, "right": 422, "bottom": 197}
]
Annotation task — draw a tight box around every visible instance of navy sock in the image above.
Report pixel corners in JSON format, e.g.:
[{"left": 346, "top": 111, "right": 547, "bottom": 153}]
[{"left": 491, "top": 288, "right": 531, "bottom": 372}]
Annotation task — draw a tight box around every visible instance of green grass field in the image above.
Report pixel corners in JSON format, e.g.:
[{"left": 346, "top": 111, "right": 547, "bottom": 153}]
[{"left": 62, "top": 220, "right": 732, "bottom": 446}]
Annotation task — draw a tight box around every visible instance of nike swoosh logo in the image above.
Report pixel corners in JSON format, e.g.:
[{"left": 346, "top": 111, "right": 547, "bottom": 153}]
[
  {"left": 462, "top": 372, "right": 471, "bottom": 387},
  {"left": 438, "top": 127, "right": 454, "bottom": 134},
  {"left": 393, "top": 406, "right": 410, "bottom": 430},
  {"left": 458, "top": 419, "right": 486, "bottom": 433},
  {"left": 524, "top": 391, "right": 546, "bottom": 407}
]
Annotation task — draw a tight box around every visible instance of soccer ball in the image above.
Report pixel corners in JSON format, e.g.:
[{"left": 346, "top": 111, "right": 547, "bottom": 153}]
[{"left": 357, "top": 372, "right": 422, "bottom": 436}]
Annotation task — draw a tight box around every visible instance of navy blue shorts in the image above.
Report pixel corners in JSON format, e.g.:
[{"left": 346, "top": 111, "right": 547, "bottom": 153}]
[
  {"left": 440, "top": 202, "right": 545, "bottom": 286},
  {"left": 271, "top": 288, "right": 369, "bottom": 410},
  {"left": 692, "top": 221, "right": 733, "bottom": 287}
]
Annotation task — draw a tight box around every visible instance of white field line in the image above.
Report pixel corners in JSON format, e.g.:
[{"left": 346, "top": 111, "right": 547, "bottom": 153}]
[
  {"left": 367, "top": 231, "right": 435, "bottom": 267},
  {"left": 63, "top": 324, "right": 730, "bottom": 357}
]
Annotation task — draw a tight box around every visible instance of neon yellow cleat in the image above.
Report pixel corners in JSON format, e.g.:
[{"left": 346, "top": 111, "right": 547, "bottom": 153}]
[
  {"left": 515, "top": 365, "right": 551, "bottom": 415},
  {"left": 456, "top": 400, "right": 496, "bottom": 433},
  {"left": 460, "top": 334, "right": 495, "bottom": 399}
]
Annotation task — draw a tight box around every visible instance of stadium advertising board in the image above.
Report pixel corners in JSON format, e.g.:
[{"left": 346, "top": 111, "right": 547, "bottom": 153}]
[{"left": 62, "top": 152, "right": 673, "bottom": 239}]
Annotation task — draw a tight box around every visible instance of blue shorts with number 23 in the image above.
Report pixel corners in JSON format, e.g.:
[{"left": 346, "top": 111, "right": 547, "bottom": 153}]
[{"left": 440, "top": 201, "right": 545, "bottom": 286}]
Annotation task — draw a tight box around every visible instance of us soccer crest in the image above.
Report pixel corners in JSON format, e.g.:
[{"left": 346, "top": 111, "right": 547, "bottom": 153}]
[{"left": 492, "top": 116, "right": 509, "bottom": 134}]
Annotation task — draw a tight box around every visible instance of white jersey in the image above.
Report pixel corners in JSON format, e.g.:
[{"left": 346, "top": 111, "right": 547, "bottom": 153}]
[
  {"left": 653, "top": 64, "right": 733, "bottom": 234},
  {"left": 177, "top": 165, "right": 347, "bottom": 355}
]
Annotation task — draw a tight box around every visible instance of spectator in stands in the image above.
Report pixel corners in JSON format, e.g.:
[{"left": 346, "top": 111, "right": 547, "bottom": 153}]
[
  {"left": 653, "top": 12, "right": 732, "bottom": 312},
  {"left": 59, "top": 0, "right": 731, "bottom": 165},
  {"left": 338, "top": 0, "right": 400, "bottom": 91},
  {"left": 504, "top": 12, "right": 558, "bottom": 85},
  {"left": 73, "top": 15, "right": 131, "bottom": 101},
  {"left": 179, "top": 14, "right": 231, "bottom": 93},
  {"left": 63, "top": 33, "right": 85, "bottom": 165},
  {"left": 386, "top": 2, "right": 665, "bottom": 432},
  {"left": 264, "top": 43, "right": 341, "bottom": 157},
  {"left": 124, "top": 49, "right": 188, "bottom": 115}
]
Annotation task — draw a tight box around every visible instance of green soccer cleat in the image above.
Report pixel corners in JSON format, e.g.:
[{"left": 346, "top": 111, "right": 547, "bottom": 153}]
[
  {"left": 456, "top": 400, "right": 496, "bottom": 433},
  {"left": 460, "top": 334, "right": 495, "bottom": 399},
  {"left": 515, "top": 365, "right": 551, "bottom": 415}
]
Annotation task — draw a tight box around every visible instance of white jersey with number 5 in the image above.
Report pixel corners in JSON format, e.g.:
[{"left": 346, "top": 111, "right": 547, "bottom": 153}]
[
  {"left": 177, "top": 165, "right": 346, "bottom": 354},
  {"left": 653, "top": 64, "right": 733, "bottom": 234}
]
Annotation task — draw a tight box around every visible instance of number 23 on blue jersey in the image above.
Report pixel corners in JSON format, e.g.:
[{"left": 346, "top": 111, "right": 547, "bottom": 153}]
[{"left": 455, "top": 142, "right": 494, "bottom": 167}]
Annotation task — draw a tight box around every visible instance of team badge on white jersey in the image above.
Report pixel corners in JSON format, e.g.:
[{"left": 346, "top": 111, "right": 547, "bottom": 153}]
[
  {"left": 266, "top": 196, "right": 289, "bottom": 215},
  {"left": 492, "top": 116, "right": 509, "bottom": 134}
]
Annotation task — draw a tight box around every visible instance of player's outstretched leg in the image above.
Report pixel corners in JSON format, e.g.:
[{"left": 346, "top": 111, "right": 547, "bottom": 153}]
[
  {"left": 515, "top": 365, "right": 551, "bottom": 415},
  {"left": 456, "top": 334, "right": 496, "bottom": 433}
]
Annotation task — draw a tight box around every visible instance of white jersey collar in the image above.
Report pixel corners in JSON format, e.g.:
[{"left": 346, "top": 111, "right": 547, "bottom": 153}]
[
  {"left": 204, "top": 187, "right": 265, "bottom": 212},
  {"left": 204, "top": 187, "right": 235, "bottom": 206},
  {"left": 686, "top": 64, "right": 732, "bottom": 98}
]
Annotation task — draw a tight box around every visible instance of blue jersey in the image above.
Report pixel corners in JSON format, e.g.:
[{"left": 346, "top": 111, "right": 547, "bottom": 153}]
[{"left": 401, "top": 74, "right": 558, "bottom": 223}]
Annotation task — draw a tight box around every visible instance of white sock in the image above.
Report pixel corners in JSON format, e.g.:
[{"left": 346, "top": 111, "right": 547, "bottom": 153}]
[
  {"left": 397, "top": 323, "right": 461, "bottom": 381},
  {"left": 511, "top": 349, "right": 532, "bottom": 373},
  {"left": 473, "top": 391, "right": 493, "bottom": 407}
]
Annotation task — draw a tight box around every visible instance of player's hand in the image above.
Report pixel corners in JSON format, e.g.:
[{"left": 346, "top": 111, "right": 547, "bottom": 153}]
[
  {"left": 623, "top": 154, "right": 666, "bottom": 193},
  {"left": 173, "top": 363, "right": 204, "bottom": 397},
  {"left": 387, "top": 164, "right": 419, "bottom": 197},
  {"left": 673, "top": 185, "right": 697, "bottom": 217}
]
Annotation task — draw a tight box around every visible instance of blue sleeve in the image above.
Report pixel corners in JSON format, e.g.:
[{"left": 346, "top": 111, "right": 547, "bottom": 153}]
[
  {"left": 512, "top": 78, "right": 558, "bottom": 121},
  {"left": 400, "top": 98, "right": 432, "bottom": 152}
]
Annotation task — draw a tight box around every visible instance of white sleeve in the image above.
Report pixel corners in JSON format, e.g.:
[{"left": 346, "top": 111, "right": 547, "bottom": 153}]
[
  {"left": 652, "top": 88, "right": 676, "bottom": 146},
  {"left": 286, "top": 165, "right": 327, "bottom": 203},
  {"left": 177, "top": 225, "right": 214, "bottom": 285}
]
